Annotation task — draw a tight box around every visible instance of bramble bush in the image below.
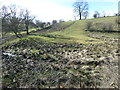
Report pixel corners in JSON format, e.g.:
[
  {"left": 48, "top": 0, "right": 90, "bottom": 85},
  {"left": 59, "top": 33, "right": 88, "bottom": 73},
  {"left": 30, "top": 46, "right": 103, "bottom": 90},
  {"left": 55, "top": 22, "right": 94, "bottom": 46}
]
[{"left": 85, "top": 22, "right": 113, "bottom": 32}]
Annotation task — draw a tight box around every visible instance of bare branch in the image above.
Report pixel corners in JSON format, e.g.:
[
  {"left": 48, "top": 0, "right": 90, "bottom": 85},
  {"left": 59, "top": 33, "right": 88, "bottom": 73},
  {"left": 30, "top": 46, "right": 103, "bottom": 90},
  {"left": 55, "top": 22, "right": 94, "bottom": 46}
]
[{"left": 73, "top": 1, "right": 89, "bottom": 20}]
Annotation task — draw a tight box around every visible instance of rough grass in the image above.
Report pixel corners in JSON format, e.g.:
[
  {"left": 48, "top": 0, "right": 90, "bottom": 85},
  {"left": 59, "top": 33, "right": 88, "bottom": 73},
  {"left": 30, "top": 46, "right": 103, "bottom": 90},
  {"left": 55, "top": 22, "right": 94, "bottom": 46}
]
[
  {"left": 2, "top": 16, "right": 118, "bottom": 46},
  {"left": 1, "top": 16, "right": 119, "bottom": 88},
  {"left": 3, "top": 28, "right": 40, "bottom": 37},
  {"left": 44, "top": 16, "right": 118, "bottom": 44}
]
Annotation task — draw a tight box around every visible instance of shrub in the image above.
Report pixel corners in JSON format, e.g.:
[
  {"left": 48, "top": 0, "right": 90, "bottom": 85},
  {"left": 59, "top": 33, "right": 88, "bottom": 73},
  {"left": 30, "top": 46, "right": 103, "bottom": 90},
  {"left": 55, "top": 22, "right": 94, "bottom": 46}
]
[
  {"left": 85, "top": 22, "right": 93, "bottom": 31},
  {"left": 115, "top": 18, "right": 120, "bottom": 24},
  {"left": 94, "top": 23, "right": 103, "bottom": 31},
  {"left": 102, "top": 23, "right": 108, "bottom": 31},
  {"left": 107, "top": 23, "right": 113, "bottom": 31},
  {"left": 101, "top": 22, "right": 112, "bottom": 31},
  {"left": 94, "top": 22, "right": 113, "bottom": 31}
]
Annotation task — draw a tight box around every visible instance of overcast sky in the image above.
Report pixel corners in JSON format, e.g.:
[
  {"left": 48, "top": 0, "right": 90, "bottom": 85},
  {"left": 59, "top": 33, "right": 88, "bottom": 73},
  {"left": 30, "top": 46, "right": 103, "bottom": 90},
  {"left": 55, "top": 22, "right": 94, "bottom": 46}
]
[{"left": 0, "top": 0, "right": 119, "bottom": 22}]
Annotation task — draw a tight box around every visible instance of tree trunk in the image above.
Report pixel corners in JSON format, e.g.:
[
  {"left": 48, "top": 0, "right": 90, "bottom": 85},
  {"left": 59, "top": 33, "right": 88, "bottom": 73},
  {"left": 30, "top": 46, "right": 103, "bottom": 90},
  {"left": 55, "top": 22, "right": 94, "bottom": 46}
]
[
  {"left": 14, "top": 31, "right": 20, "bottom": 38},
  {"left": 79, "top": 13, "right": 81, "bottom": 20},
  {"left": 26, "top": 25, "right": 29, "bottom": 35}
]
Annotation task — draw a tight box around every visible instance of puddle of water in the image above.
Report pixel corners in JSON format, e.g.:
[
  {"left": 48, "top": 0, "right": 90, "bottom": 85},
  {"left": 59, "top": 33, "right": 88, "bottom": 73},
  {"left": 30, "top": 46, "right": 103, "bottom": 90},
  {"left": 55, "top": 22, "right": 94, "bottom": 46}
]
[{"left": 3, "top": 53, "right": 16, "bottom": 57}]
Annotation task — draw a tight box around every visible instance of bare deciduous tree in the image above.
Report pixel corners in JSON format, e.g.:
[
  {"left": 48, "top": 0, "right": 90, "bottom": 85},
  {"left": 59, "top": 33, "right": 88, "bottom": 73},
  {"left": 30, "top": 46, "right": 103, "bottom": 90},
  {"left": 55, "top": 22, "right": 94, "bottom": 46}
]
[
  {"left": 35, "top": 20, "right": 45, "bottom": 28},
  {"left": 103, "top": 11, "right": 106, "bottom": 17},
  {"left": 1, "top": 6, "right": 10, "bottom": 35},
  {"left": 82, "top": 11, "right": 89, "bottom": 19},
  {"left": 93, "top": 11, "right": 100, "bottom": 18},
  {"left": 47, "top": 22, "right": 51, "bottom": 26},
  {"left": 1, "top": 5, "right": 24, "bottom": 37},
  {"left": 1, "top": 5, "right": 35, "bottom": 37},
  {"left": 23, "top": 9, "right": 35, "bottom": 34},
  {"left": 73, "top": 0, "right": 88, "bottom": 20},
  {"left": 52, "top": 20, "right": 57, "bottom": 25}
]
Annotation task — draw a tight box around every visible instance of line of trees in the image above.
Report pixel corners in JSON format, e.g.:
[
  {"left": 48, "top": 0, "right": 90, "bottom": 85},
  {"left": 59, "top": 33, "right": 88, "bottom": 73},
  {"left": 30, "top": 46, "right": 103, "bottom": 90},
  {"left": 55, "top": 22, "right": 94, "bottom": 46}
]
[
  {"left": 1, "top": 5, "right": 53, "bottom": 37},
  {"left": 1, "top": 5, "right": 36, "bottom": 37},
  {"left": 1, "top": 5, "right": 63, "bottom": 38},
  {"left": 1, "top": 2, "right": 118, "bottom": 38},
  {"left": 73, "top": 1, "right": 117, "bottom": 20},
  {"left": 93, "top": 11, "right": 111, "bottom": 18}
]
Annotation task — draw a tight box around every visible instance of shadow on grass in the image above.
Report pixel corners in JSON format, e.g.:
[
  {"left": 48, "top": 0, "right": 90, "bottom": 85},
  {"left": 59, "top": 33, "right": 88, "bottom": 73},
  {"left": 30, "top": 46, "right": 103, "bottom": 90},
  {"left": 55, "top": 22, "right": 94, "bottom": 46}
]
[
  {"left": 40, "top": 34, "right": 72, "bottom": 40},
  {"left": 85, "top": 30, "right": 120, "bottom": 33}
]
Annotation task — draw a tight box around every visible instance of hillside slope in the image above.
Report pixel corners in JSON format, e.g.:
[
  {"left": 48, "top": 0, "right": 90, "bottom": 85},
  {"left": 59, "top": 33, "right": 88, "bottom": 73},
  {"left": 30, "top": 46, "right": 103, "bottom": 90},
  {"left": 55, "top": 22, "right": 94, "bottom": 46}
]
[
  {"left": 49, "top": 16, "right": 118, "bottom": 43},
  {"left": 2, "top": 16, "right": 119, "bottom": 88},
  {"left": 30, "top": 16, "right": 118, "bottom": 44},
  {"left": 2, "top": 16, "right": 118, "bottom": 46}
]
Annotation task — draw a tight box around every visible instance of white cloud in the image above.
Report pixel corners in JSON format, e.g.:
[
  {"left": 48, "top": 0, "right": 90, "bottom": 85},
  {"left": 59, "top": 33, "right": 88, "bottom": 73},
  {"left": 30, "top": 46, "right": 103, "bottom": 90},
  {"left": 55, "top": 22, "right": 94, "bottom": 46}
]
[
  {"left": 84, "top": 0, "right": 119, "bottom": 2},
  {"left": 41, "top": 0, "right": 119, "bottom": 2},
  {"left": 0, "top": 0, "right": 74, "bottom": 22},
  {"left": 29, "top": 1, "right": 74, "bottom": 22},
  {"left": 0, "top": 0, "right": 118, "bottom": 22}
]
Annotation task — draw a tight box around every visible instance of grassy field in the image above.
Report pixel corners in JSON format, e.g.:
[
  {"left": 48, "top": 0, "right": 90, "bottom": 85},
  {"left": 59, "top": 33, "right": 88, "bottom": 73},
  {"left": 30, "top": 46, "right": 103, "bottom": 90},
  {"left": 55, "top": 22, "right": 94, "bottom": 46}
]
[
  {"left": 2, "top": 16, "right": 118, "bottom": 46},
  {"left": 2, "top": 16, "right": 119, "bottom": 88},
  {"left": 2, "top": 27, "right": 40, "bottom": 37}
]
